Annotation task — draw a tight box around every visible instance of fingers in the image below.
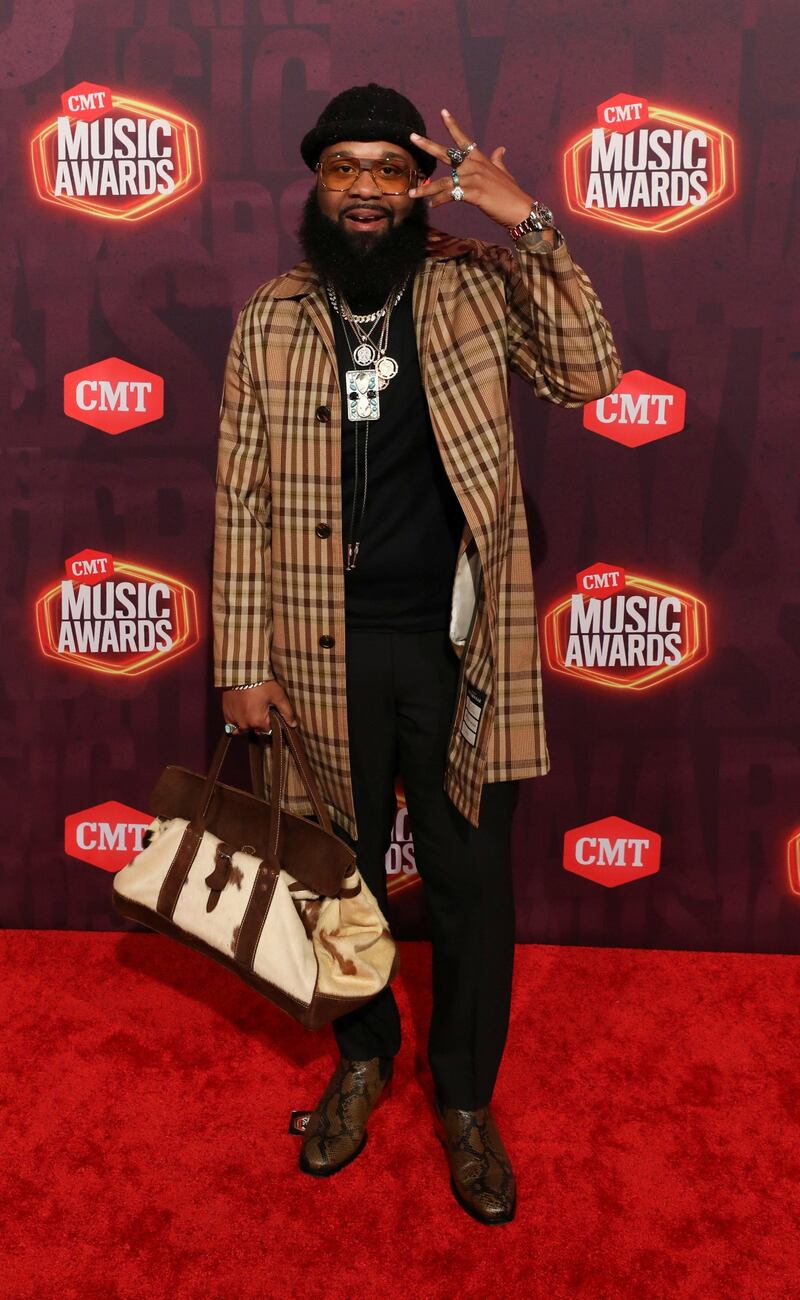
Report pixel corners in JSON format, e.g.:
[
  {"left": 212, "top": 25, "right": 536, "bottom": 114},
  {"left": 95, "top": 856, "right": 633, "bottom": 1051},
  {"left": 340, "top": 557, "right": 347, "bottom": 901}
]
[
  {"left": 422, "top": 169, "right": 484, "bottom": 208},
  {"left": 410, "top": 162, "right": 480, "bottom": 200},
  {"left": 408, "top": 129, "right": 451, "bottom": 164},
  {"left": 221, "top": 681, "right": 300, "bottom": 734},
  {"left": 268, "top": 685, "right": 299, "bottom": 729},
  {"left": 491, "top": 145, "right": 511, "bottom": 173},
  {"left": 437, "top": 107, "right": 474, "bottom": 149},
  {"left": 412, "top": 176, "right": 451, "bottom": 199}
]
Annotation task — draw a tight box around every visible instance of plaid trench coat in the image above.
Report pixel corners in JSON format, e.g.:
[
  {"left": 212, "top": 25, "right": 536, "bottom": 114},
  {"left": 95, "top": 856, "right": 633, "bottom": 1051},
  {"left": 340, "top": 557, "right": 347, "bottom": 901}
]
[{"left": 212, "top": 223, "right": 622, "bottom": 838}]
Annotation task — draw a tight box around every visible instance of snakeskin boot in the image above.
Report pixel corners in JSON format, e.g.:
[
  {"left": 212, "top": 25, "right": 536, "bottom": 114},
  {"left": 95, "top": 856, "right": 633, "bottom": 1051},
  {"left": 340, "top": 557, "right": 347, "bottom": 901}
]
[
  {"left": 299, "top": 1055, "right": 393, "bottom": 1176},
  {"left": 433, "top": 1096, "right": 517, "bottom": 1224}
]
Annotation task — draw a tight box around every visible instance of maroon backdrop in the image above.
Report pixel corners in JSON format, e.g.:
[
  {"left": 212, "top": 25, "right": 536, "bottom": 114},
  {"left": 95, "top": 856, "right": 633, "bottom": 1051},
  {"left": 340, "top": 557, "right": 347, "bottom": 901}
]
[{"left": 3, "top": 0, "right": 798, "bottom": 952}]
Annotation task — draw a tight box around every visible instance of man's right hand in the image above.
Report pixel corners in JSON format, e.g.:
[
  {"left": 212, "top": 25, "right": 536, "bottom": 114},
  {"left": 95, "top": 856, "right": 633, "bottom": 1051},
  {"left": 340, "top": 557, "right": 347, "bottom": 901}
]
[{"left": 221, "top": 680, "right": 299, "bottom": 734}]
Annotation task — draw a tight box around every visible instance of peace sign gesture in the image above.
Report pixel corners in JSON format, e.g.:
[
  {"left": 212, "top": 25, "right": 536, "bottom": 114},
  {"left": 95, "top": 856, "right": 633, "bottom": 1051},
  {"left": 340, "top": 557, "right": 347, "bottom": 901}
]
[{"left": 407, "top": 108, "right": 535, "bottom": 230}]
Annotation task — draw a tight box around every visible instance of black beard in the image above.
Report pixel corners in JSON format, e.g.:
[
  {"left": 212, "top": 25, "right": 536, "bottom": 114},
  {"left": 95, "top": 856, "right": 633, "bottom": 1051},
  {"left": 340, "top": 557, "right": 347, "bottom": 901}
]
[{"left": 297, "top": 184, "right": 430, "bottom": 314}]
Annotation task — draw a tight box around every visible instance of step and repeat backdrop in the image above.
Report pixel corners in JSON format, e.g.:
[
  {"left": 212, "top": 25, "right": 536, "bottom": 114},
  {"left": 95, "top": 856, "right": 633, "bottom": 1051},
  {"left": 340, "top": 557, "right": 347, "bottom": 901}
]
[{"left": 4, "top": 2, "right": 797, "bottom": 952}]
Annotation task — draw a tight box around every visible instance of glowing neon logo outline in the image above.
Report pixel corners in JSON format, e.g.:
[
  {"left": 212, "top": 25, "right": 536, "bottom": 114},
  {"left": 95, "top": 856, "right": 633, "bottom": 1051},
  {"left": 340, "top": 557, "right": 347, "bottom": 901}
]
[
  {"left": 563, "top": 102, "right": 736, "bottom": 233},
  {"left": 788, "top": 829, "right": 800, "bottom": 897},
  {"left": 30, "top": 91, "right": 203, "bottom": 222},
  {"left": 544, "top": 571, "right": 710, "bottom": 690},
  {"left": 34, "top": 559, "right": 200, "bottom": 676}
]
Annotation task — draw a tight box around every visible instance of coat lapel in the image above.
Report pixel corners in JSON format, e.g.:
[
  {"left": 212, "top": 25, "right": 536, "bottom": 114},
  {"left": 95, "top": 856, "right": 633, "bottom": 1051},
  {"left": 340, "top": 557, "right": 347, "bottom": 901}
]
[
  {"left": 268, "top": 226, "right": 477, "bottom": 570},
  {"left": 412, "top": 256, "right": 447, "bottom": 387},
  {"left": 298, "top": 284, "right": 338, "bottom": 378},
  {"left": 268, "top": 224, "right": 472, "bottom": 390}
]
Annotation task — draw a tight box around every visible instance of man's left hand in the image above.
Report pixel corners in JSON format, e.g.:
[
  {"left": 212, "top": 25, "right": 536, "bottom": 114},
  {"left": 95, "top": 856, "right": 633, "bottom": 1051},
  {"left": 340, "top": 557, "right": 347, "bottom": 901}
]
[{"left": 408, "top": 108, "right": 535, "bottom": 229}]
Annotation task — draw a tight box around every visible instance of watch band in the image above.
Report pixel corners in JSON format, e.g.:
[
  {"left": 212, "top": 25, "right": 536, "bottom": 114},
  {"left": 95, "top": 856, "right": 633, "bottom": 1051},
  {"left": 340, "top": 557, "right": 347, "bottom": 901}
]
[{"left": 508, "top": 200, "right": 555, "bottom": 240}]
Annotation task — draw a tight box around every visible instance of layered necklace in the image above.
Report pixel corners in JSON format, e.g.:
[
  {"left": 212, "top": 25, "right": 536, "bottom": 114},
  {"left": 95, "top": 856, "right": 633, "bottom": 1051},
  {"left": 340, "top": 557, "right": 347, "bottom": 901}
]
[{"left": 326, "top": 271, "right": 411, "bottom": 571}]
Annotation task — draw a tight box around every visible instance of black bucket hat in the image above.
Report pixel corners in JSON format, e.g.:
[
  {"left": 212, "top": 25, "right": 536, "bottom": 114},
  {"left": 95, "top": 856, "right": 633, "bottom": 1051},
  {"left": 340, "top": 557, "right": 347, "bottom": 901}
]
[{"left": 299, "top": 82, "right": 438, "bottom": 179}]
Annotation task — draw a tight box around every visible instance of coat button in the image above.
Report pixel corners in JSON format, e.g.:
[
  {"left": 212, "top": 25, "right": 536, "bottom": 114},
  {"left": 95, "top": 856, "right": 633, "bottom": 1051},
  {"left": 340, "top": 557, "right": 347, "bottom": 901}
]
[
  {"left": 315, "top": 521, "right": 331, "bottom": 538},
  {"left": 319, "top": 634, "right": 335, "bottom": 649},
  {"left": 315, "top": 404, "right": 331, "bottom": 422}
]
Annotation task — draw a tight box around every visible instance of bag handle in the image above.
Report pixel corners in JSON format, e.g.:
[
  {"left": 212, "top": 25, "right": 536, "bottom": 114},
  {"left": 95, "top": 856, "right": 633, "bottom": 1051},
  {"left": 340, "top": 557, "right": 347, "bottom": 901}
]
[
  {"left": 264, "top": 705, "right": 334, "bottom": 848},
  {"left": 189, "top": 710, "right": 333, "bottom": 841}
]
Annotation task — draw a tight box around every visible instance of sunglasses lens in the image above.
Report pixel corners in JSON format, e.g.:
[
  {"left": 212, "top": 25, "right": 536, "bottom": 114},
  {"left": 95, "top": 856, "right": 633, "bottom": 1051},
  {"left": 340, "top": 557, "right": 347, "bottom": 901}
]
[
  {"left": 374, "top": 163, "right": 414, "bottom": 193},
  {"left": 319, "top": 157, "right": 414, "bottom": 193}
]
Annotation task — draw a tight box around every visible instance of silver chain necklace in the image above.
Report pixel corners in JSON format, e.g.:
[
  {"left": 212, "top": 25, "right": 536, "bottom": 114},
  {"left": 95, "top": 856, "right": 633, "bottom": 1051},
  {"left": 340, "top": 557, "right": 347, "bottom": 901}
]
[{"left": 326, "top": 273, "right": 411, "bottom": 570}]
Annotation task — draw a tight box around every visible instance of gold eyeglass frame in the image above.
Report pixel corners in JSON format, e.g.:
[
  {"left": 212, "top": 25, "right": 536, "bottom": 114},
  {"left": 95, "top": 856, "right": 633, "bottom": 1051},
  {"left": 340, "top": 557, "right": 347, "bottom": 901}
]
[{"left": 315, "top": 152, "right": 421, "bottom": 195}]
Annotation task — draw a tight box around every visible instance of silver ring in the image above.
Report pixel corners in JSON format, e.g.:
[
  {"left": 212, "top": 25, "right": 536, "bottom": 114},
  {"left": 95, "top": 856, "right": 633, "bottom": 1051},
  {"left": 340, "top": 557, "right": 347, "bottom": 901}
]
[
  {"left": 224, "top": 722, "right": 239, "bottom": 735},
  {"left": 450, "top": 167, "right": 459, "bottom": 185},
  {"left": 447, "top": 141, "right": 476, "bottom": 166},
  {"left": 451, "top": 183, "right": 465, "bottom": 201}
]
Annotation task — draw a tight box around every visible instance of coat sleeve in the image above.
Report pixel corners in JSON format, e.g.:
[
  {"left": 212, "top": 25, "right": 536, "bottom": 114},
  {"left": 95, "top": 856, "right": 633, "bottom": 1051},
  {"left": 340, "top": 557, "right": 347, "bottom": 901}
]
[
  {"left": 487, "top": 228, "right": 623, "bottom": 407},
  {"left": 211, "top": 307, "right": 275, "bottom": 690}
]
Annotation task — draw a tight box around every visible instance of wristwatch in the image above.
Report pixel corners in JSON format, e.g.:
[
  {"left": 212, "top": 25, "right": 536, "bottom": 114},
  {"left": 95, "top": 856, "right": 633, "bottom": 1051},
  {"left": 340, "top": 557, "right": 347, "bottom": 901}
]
[{"left": 508, "top": 200, "right": 555, "bottom": 240}]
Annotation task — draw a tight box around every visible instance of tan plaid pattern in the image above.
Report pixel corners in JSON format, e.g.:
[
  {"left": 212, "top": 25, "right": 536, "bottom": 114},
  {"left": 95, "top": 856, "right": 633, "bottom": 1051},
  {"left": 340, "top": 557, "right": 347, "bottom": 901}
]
[{"left": 212, "top": 224, "right": 622, "bottom": 836}]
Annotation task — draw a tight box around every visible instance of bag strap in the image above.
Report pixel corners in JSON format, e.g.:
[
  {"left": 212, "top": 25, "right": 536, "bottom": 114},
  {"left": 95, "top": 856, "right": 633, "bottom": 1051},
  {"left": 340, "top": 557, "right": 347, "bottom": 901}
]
[
  {"left": 190, "top": 731, "right": 235, "bottom": 831},
  {"left": 265, "top": 705, "right": 333, "bottom": 846},
  {"left": 189, "top": 711, "right": 333, "bottom": 840}
]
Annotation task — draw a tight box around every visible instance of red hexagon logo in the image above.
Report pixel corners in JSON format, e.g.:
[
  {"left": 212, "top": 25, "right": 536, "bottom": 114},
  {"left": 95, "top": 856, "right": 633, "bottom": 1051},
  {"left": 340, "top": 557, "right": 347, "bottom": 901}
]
[
  {"left": 30, "top": 87, "right": 202, "bottom": 222},
  {"left": 65, "top": 800, "right": 153, "bottom": 872},
  {"left": 576, "top": 562, "right": 626, "bottom": 601},
  {"left": 60, "top": 82, "right": 111, "bottom": 123},
  {"left": 564, "top": 815, "right": 661, "bottom": 887},
  {"left": 64, "top": 549, "right": 115, "bottom": 586},
  {"left": 564, "top": 97, "right": 736, "bottom": 233},
  {"left": 64, "top": 357, "right": 164, "bottom": 434},
  {"left": 583, "top": 370, "right": 686, "bottom": 446},
  {"left": 596, "top": 93, "right": 649, "bottom": 135}
]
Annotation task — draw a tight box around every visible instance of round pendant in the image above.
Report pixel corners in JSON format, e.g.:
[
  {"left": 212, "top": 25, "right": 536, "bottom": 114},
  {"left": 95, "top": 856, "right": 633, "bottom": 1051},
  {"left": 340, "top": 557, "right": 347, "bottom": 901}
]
[
  {"left": 354, "top": 343, "right": 376, "bottom": 366},
  {"left": 376, "top": 355, "right": 398, "bottom": 380}
]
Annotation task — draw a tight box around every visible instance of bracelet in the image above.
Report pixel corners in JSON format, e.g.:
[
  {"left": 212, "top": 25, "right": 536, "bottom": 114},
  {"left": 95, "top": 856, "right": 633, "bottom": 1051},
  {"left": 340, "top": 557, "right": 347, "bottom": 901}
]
[{"left": 230, "top": 678, "right": 271, "bottom": 691}]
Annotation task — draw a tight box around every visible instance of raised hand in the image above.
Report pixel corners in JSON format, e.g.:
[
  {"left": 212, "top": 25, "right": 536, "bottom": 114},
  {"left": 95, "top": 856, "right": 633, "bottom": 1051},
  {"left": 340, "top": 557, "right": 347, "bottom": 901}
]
[{"left": 408, "top": 108, "right": 534, "bottom": 229}]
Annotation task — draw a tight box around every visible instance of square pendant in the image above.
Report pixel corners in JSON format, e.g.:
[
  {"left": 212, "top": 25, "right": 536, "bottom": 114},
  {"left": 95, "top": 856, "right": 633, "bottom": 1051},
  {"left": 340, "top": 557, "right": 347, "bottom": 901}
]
[{"left": 346, "top": 367, "right": 380, "bottom": 421}]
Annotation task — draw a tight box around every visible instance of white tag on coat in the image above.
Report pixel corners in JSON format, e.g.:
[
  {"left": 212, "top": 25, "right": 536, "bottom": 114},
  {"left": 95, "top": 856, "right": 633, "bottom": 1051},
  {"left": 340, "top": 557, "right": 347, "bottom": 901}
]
[{"left": 459, "top": 681, "right": 486, "bottom": 747}]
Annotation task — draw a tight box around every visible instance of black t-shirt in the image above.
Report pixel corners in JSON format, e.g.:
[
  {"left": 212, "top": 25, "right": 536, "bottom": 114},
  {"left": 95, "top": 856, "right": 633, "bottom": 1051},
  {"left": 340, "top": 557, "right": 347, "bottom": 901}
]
[{"left": 327, "top": 273, "right": 466, "bottom": 631}]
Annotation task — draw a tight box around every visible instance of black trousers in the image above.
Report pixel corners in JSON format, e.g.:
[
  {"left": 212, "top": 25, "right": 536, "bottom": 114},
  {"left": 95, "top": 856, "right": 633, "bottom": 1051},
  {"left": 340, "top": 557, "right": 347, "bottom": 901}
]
[{"left": 329, "top": 625, "right": 520, "bottom": 1110}]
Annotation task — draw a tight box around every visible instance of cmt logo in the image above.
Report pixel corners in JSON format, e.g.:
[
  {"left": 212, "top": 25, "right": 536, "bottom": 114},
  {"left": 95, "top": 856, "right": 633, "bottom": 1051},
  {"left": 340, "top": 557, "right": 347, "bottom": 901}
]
[
  {"left": 597, "top": 92, "right": 649, "bottom": 133},
  {"left": 35, "top": 550, "right": 199, "bottom": 676},
  {"left": 544, "top": 564, "right": 709, "bottom": 689},
  {"left": 563, "top": 93, "right": 736, "bottom": 233},
  {"left": 584, "top": 370, "right": 686, "bottom": 446},
  {"left": 65, "top": 801, "right": 153, "bottom": 872},
  {"left": 386, "top": 779, "right": 420, "bottom": 897},
  {"left": 61, "top": 82, "right": 111, "bottom": 122},
  {"left": 64, "top": 358, "right": 164, "bottom": 434},
  {"left": 564, "top": 816, "right": 661, "bottom": 888},
  {"left": 30, "top": 83, "right": 202, "bottom": 221},
  {"left": 66, "top": 548, "right": 115, "bottom": 585}
]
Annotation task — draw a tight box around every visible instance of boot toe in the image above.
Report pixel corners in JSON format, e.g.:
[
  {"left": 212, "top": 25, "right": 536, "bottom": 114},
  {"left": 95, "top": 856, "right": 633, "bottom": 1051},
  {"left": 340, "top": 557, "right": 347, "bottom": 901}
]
[
  {"left": 299, "top": 1130, "right": 367, "bottom": 1176},
  {"left": 456, "top": 1179, "right": 516, "bottom": 1224}
]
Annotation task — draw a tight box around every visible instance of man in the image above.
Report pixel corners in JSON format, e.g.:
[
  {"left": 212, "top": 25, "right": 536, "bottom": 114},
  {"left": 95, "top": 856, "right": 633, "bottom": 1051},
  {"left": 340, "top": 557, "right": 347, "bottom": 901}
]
[{"left": 213, "top": 83, "right": 622, "bottom": 1224}]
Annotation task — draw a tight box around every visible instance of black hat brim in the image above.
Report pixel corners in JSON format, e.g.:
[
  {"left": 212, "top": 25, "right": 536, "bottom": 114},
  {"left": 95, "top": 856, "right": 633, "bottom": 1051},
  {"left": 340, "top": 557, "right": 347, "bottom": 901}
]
[{"left": 300, "top": 118, "right": 438, "bottom": 178}]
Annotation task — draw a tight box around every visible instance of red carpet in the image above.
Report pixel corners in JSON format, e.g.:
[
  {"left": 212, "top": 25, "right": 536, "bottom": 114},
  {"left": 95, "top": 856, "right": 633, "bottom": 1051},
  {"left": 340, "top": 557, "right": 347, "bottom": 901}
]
[{"left": 1, "top": 934, "right": 798, "bottom": 1299}]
